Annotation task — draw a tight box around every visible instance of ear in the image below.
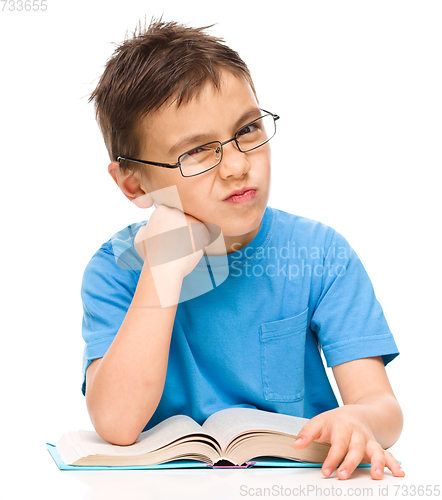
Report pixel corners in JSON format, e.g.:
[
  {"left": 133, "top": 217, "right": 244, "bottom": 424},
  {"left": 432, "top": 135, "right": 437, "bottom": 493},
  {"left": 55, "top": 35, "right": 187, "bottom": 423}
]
[{"left": 108, "top": 161, "right": 154, "bottom": 208}]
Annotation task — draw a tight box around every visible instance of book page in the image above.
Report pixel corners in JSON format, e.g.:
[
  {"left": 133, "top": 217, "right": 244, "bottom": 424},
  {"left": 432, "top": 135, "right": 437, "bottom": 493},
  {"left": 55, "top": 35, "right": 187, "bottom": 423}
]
[
  {"left": 202, "top": 408, "right": 309, "bottom": 452},
  {"left": 57, "top": 414, "right": 215, "bottom": 465}
]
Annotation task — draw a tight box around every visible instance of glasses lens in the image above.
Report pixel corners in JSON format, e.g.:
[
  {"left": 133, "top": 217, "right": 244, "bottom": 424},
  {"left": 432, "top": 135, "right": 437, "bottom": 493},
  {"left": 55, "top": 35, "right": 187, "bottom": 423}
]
[
  {"left": 236, "top": 114, "right": 276, "bottom": 152},
  {"left": 180, "top": 142, "right": 221, "bottom": 177}
]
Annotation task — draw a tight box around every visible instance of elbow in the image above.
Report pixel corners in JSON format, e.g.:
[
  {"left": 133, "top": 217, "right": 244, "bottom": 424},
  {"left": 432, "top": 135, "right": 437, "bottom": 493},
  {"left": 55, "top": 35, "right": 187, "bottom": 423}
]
[
  {"left": 392, "top": 401, "right": 405, "bottom": 443},
  {"left": 86, "top": 400, "right": 145, "bottom": 446},
  {"left": 85, "top": 381, "right": 158, "bottom": 446},
  {"left": 382, "top": 395, "right": 405, "bottom": 449},
  {"left": 92, "top": 418, "right": 142, "bottom": 446},
  {"left": 100, "top": 432, "right": 139, "bottom": 447}
]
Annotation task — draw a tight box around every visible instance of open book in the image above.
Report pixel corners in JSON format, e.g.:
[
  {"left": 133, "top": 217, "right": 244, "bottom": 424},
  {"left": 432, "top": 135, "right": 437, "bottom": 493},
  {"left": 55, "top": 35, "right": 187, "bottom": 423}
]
[{"left": 52, "top": 408, "right": 334, "bottom": 468}]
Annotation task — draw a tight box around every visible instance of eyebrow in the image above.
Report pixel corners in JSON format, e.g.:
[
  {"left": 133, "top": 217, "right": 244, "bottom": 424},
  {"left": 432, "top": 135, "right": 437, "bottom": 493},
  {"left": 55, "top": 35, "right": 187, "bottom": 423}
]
[{"left": 168, "top": 107, "right": 262, "bottom": 157}]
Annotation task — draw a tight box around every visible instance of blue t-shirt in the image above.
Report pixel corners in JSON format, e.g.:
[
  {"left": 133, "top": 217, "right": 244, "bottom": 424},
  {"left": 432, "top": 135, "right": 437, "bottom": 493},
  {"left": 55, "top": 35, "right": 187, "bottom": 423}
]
[{"left": 81, "top": 206, "right": 399, "bottom": 431}]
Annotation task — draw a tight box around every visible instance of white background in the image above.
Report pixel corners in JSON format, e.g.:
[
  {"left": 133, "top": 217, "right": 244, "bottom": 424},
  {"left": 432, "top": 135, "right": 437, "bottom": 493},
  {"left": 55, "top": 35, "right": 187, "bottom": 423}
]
[{"left": 1, "top": 1, "right": 441, "bottom": 498}]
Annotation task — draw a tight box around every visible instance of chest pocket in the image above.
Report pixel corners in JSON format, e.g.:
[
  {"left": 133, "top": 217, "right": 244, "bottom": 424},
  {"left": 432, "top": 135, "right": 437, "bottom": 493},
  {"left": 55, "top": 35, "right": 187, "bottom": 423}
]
[{"left": 259, "top": 308, "right": 308, "bottom": 402}]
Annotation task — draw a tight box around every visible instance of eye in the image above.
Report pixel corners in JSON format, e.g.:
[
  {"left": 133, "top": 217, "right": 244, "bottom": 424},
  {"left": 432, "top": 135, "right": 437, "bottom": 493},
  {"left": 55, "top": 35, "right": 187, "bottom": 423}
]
[
  {"left": 187, "top": 147, "right": 203, "bottom": 157},
  {"left": 237, "top": 123, "right": 257, "bottom": 137},
  {"left": 181, "top": 145, "right": 213, "bottom": 162}
]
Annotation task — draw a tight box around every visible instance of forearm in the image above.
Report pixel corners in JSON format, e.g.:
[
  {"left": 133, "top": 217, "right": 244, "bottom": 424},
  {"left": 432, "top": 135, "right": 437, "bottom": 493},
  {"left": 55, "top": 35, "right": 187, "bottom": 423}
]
[
  {"left": 86, "top": 265, "right": 182, "bottom": 445},
  {"left": 351, "top": 391, "right": 404, "bottom": 449}
]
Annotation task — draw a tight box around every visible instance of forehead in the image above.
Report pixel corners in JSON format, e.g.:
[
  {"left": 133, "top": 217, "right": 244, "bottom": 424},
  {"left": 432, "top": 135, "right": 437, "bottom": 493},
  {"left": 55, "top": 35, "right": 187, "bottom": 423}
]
[{"left": 139, "top": 71, "right": 259, "bottom": 157}]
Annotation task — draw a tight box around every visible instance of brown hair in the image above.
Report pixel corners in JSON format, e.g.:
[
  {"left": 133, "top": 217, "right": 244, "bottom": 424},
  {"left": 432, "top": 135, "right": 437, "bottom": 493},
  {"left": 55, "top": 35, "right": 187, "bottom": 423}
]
[{"left": 89, "top": 18, "right": 257, "bottom": 176}]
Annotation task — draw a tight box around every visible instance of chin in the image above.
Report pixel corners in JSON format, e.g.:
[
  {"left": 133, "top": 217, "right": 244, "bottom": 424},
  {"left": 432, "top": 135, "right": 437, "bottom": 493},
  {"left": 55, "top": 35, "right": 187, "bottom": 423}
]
[
  {"left": 225, "top": 213, "right": 263, "bottom": 238},
  {"left": 202, "top": 200, "right": 265, "bottom": 233}
]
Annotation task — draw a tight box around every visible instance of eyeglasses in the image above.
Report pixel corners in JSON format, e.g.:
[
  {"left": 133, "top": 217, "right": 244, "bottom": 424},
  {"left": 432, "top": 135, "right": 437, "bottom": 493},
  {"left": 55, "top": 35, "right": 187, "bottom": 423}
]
[{"left": 117, "top": 109, "right": 279, "bottom": 177}]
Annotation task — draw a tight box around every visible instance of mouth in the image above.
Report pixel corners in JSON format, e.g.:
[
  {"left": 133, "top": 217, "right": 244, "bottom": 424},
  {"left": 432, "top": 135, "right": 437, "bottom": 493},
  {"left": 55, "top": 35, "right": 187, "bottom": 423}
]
[{"left": 224, "top": 187, "right": 257, "bottom": 204}]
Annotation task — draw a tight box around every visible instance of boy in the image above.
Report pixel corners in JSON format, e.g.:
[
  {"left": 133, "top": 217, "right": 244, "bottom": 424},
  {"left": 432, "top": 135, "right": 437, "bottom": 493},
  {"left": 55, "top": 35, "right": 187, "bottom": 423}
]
[{"left": 82, "top": 19, "right": 405, "bottom": 481}]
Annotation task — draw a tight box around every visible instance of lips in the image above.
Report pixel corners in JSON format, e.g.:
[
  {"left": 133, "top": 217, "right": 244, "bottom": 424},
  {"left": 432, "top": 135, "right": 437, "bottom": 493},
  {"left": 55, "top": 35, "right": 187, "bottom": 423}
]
[{"left": 224, "top": 186, "right": 256, "bottom": 200}]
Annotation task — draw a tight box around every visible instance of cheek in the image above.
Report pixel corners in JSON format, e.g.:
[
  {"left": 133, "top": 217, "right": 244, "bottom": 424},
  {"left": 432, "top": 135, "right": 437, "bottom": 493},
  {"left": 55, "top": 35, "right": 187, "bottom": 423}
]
[
  {"left": 256, "top": 147, "right": 271, "bottom": 179},
  {"left": 142, "top": 172, "right": 192, "bottom": 211},
  {"left": 176, "top": 183, "right": 207, "bottom": 215},
  {"left": 141, "top": 168, "right": 168, "bottom": 193}
]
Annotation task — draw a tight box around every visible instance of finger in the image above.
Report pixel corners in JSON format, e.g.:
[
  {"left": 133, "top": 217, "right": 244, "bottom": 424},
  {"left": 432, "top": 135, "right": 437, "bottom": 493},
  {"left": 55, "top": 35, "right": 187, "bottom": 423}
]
[
  {"left": 321, "top": 429, "right": 352, "bottom": 478},
  {"left": 365, "top": 440, "right": 386, "bottom": 480},
  {"left": 292, "top": 418, "right": 325, "bottom": 449},
  {"left": 384, "top": 450, "right": 406, "bottom": 477},
  {"left": 334, "top": 431, "right": 367, "bottom": 480}
]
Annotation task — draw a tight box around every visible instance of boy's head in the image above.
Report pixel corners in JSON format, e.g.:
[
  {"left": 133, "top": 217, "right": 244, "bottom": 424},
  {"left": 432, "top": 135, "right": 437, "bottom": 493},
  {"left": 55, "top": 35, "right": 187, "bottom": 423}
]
[{"left": 90, "top": 19, "right": 275, "bottom": 253}]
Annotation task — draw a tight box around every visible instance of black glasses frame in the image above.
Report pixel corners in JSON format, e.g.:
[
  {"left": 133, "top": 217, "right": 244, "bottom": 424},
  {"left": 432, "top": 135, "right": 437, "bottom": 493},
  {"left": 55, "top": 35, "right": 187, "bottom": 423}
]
[{"left": 117, "top": 109, "right": 280, "bottom": 178}]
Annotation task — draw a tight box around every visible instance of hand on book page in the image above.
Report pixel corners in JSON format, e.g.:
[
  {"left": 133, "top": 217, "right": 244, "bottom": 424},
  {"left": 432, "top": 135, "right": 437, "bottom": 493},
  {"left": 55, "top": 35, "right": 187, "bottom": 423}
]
[{"left": 291, "top": 406, "right": 405, "bottom": 481}]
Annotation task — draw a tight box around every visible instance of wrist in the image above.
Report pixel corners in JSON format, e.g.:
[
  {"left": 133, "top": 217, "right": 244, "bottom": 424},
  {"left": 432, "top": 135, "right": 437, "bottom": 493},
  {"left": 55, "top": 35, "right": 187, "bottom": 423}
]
[
  {"left": 350, "top": 395, "right": 404, "bottom": 448},
  {"left": 132, "top": 265, "right": 182, "bottom": 309},
  {"left": 139, "top": 263, "right": 184, "bottom": 309}
]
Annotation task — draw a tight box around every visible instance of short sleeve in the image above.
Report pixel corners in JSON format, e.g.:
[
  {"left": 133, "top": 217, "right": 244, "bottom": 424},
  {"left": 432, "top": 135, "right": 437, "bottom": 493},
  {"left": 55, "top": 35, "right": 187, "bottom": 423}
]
[
  {"left": 81, "top": 243, "right": 140, "bottom": 395},
  {"left": 310, "top": 230, "right": 399, "bottom": 368}
]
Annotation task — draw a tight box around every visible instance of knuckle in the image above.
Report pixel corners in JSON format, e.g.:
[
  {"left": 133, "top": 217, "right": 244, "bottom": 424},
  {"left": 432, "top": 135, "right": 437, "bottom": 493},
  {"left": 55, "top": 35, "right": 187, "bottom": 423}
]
[
  {"left": 332, "top": 437, "right": 350, "bottom": 449},
  {"left": 348, "top": 441, "right": 365, "bottom": 455},
  {"left": 346, "top": 445, "right": 364, "bottom": 457},
  {"left": 366, "top": 439, "right": 384, "bottom": 455},
  {"left": 342, "top": 455, "right": 359, "bottom": 468}
]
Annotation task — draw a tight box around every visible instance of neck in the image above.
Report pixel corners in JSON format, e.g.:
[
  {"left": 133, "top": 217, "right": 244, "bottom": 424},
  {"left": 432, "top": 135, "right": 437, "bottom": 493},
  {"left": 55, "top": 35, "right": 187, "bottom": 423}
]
[{"left": 222, "top": 222, "right": 261, "bottom": 255}]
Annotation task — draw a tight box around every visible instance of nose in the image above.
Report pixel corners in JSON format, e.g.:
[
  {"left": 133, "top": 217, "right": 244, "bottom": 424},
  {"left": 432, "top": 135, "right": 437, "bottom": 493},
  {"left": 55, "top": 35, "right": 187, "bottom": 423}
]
[{"left": 217, "top": 140, "right": 251, "bottom": 180}]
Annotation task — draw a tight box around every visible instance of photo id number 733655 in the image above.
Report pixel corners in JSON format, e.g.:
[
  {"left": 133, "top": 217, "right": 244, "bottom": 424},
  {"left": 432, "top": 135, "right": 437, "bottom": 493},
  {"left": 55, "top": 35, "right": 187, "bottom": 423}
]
[
  {"left": 393, "top": 484, "right": 440, "bottom": 496},
  {"left": 1, "top": 0, "right": 47, "bottom": 11}
]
